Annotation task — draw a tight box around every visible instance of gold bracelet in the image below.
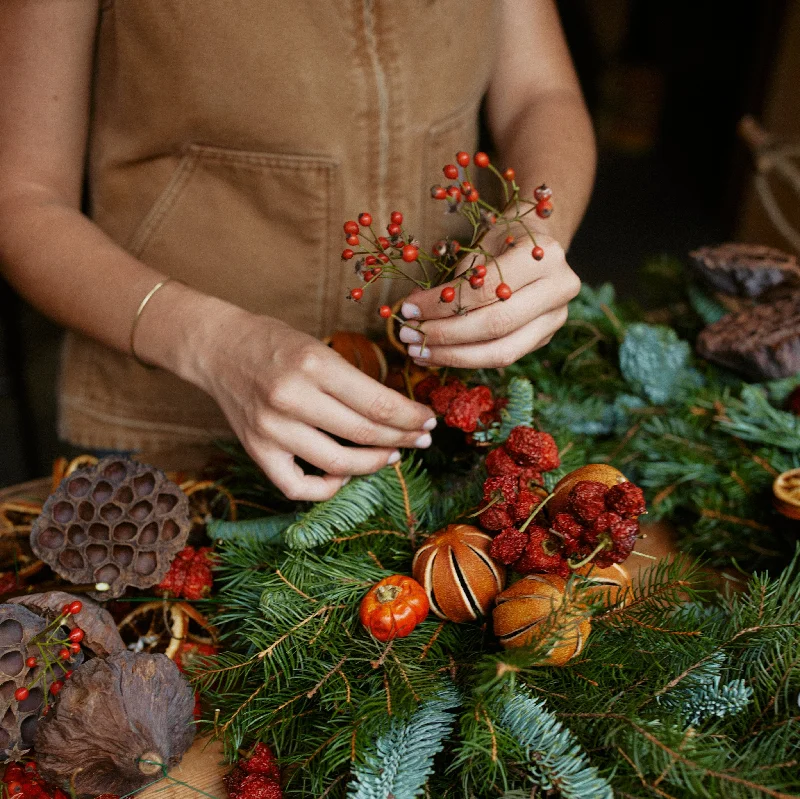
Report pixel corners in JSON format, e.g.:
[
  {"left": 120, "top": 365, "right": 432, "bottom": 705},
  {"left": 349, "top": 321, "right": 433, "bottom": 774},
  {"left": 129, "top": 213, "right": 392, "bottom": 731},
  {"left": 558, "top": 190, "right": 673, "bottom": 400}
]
[{"left": 129, "top": 278, "right": 175, "bottom": 369}]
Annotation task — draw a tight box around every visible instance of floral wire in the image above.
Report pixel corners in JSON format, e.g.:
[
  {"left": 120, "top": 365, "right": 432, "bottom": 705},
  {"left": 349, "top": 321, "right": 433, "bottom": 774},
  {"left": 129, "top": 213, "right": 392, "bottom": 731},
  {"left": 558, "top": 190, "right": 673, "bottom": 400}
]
[{"left": 115, "top": 759, "right": 223, "bottom": 799}]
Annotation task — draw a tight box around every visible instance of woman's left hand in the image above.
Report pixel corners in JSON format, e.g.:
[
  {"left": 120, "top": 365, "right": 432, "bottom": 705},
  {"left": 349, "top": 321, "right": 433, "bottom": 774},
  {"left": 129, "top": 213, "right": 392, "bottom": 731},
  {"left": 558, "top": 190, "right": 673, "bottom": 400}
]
[{"left": 397, "top": 233, "right": 581, "bottom": 369}]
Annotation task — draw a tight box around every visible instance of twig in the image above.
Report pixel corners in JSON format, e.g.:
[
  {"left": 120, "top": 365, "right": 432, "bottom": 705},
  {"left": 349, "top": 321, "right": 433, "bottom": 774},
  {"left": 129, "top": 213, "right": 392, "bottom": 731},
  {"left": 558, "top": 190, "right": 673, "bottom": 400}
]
[
  {"left": 307, "top": 656, "right": 348, "bottom": 699},
  {"left": 393, "top": 461, "right": 415, "bottom": 537},
  {"left": 275, "top": 568, "right": 317, "bottom": 602}
]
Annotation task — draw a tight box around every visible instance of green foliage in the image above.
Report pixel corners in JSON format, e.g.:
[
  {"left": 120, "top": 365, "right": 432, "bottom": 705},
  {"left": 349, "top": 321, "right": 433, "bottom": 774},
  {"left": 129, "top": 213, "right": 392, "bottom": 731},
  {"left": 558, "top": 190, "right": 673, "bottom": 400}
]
[
  {"left": 347, "top": 687, "right": 460, "bottom": 799},
  {"left": 496, "top": 377, "right": 534, "bottom": 442},
  {"left": 209, "top": 513, "right": 298, "bottom": 544},
  {"left": 719, "top": 385, "right": 800, "bottom": 451}
]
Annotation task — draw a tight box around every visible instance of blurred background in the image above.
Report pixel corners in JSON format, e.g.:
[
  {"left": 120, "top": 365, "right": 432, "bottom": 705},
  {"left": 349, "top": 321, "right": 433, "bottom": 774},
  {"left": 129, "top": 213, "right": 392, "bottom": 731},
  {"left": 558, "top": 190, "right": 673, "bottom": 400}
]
[{"left": 2, "top": 0, "right": 800, "bottom": 486}]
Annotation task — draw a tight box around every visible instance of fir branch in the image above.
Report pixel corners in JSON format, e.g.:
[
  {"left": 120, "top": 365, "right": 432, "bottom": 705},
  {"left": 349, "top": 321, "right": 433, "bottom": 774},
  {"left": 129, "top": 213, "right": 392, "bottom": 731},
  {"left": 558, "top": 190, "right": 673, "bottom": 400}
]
[
  {"left": 208, "top": 512, "right": 298, "bottom": 543},
  {"left": 717, "top": 385, "right": 800, "bottom": 451},
  {"left": 347, "top": 686, "right": 460, "bottom": 799},
  {"left": 497, "top": 377, "right": 534, "bottom": 441},
  {"left": 497, "top": 691, "right": 613, "bottom": 799}
]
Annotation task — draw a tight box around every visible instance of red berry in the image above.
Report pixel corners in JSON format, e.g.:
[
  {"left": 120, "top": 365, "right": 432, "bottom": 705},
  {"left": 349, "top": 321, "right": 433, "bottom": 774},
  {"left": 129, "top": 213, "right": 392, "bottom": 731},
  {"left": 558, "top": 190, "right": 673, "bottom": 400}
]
[
  {"left": 7, "top": 783, "right": 22, "bottom": 795},
  {"left": 25, "top": 657, "right": 36, "bottom": 668},
  {"left": 50, "top": 680, "right": 63, "bottom": 696},
  {"left": 473, "top": 151, "right": 490, "bottom": 168},
  {"left": 69, "top": 643, "right": 81, "bottom": 654},
  {"left": 64, "top": 670, "right": 73, "bottom": 680},
  {"left": 461, "top": 181, "right": 473, "bottom": 193},
  {"left": 358, "top": 212, "right": 372, "bottom": 227},
  {"left": 503, "top": 168, "right": 516, "bottom": 181},
  {"left": 377, "top": 253, "right": 390, "bottom": 263},
  {"left": 495, "top": 283, "right": 512, "bottom": 300},
  {"left": 456, "top": 151, "right": 470, "bottom": 167},
  {"left": 68, "top": 601, "right": 83, "bottom": 615},
  {"left": 363, "top": 270, "right": 374, "bottom": 281},
  {"left": 445, "top": 186, "right": 462, "bottom": 202},
  {"left": 346, "top": 234, "right": 359, "bottom": 246},
  {"left": 379, "top": 305, "right": 392, "bottom": 319},
  {"left": 349, "top": 288, "right": 363, "bottom": 301},
  {"left": 377, "top": 236, "right": 390, "bottom": 250},
  {"left": 68, "top": 628, "right": 85, "bottom": 643},
  {"left": 61, "top": 604, "right": 71, "bottom": 616},
  {"left": 440, "top": 286, "right": 456, "bottom": 303},
  {"left": 14, "top": 687, "right": 29, "bottom": 702},
  {"left": 506, "top": 427, "right": 560, "bottom": 471},
  {"left": 532, "top": 246, "right": 544, "bottom": 261},
  {"left": 401, "top": 244, "right": 418, "bottom": 262},
  {"left": 469, "top": 274, "right": 484, "bottom": 289},
  {"left": 490, "top": 527, "right": 528, "bottom": 565},
  {"left": 505, "top": 236, "right": 515, "bottom": 246},
  {"left": 365, "top": 255, "right": 377, "bottom": 266},
  {"left": 605, "top": 482, "right": 647, "bottom": 519},
  {"left": 390, "top": 211, "right": 403, "bottom": 225},
  {"left": 535, "top": 198, "right": 553, "bottom": 219},
  {"left": 58, "top": 648, "right": 70, "bottom": 661},
  {"left": 443, "top": 164, "right": 459, "bottom": 179},
  {"left": 342, "top": 248, "right": 355, "bottom": 260},
  {"left": 372, "top": 266, "right": 382, "bottom": 276},
  {"left": 387, "top": 223, "right": 401, "bottom": 237},
  {"left": 533, "top": 184, "right": 553, "bottom": 201},
  {"left": 344, "top": 220, "right": 359, "bottom": 236},
  {"left": 473, "top": 264, "right": 487, "bottom": 278},
  {"left": 466, "top": 189, "right": 479, "bottom": 202},
  {"left": 431, "top": 185, "right": 447, "bottom": 200}
]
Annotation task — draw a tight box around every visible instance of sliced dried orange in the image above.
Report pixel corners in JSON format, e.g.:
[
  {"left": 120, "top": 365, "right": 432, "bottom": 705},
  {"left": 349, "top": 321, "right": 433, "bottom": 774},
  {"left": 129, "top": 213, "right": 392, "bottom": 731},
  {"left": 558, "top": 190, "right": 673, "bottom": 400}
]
[{"left": 773, "top": 468, "right": 800, "bottom": 520}]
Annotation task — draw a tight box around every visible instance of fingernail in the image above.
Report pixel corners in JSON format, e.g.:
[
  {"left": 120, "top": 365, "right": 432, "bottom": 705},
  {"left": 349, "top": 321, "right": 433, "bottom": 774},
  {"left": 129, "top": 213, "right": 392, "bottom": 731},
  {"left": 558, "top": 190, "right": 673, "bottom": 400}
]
[
  {"left": 341, "top": 476, "right": 352, "bottom": 486},
  {"left": 423, "top": 417, "right": 437, "bottom": 431},
  {"left": 399, "top": 326, "right": 422, "bottom": 344},
  {"left": 408, "top": 345, "right": 431, "bottom": 359},
  {"left": 401, "top": 302, "right": 421, "bottom": 319},
  {"left": 414, "top": 433, "right": 432, "bottom": 448},
  {"left": 387, "top": 450, "right": 401, "bottom": 465}
]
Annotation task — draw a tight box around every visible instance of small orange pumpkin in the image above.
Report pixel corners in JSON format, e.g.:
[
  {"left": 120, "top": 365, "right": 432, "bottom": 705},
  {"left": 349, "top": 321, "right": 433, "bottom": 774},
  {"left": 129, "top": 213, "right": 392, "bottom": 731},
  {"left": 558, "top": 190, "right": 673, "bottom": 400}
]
[
  {"left": 576, "top": 562, "right": 632, "bottom": 607},
  {"left": 547, "top": 464, "right": 629, "bottom": 519},
  {"left": 359, "top": 575, "right": 430, "bottom": 642},
  {"left": 493, "top": 574, "right": 590, "bottom": 666},
  {"left": 412, "top": 524, "right": 505, "bottom": 623}
]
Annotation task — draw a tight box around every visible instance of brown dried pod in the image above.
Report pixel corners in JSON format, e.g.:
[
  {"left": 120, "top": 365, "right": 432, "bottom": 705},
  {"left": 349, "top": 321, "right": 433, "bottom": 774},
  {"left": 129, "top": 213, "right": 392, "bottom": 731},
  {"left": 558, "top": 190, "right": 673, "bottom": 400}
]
[
  {"left": 35, "top": 651, "right": 195, "bottom": 797},
  {"left": 493, "top": 574, "right": 590, "bottom": 666},
  {"left": 7, "top": 592, "right": 123, "bottom": 658},
  {"left": 412, "top": 524, "right": 505, "bottom": 623},
  {"left": 30, "top": 457, "right": 191, "bottom": 599},
  {"left": 547, "top": 464, "right": 628, "bottom": 520},
  {"left": 1, "top": 604, "right": 82, "bottom": 761}
]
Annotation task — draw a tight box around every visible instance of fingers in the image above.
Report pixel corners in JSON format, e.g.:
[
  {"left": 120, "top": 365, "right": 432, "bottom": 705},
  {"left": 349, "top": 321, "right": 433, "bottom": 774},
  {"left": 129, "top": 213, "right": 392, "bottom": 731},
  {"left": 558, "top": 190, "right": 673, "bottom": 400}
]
[
  {"left": 412, "top": 306, "right": 569, "bottom": 369},
  {"left": 403, "top": 274, "right": 579, "bottom": 348},
  {"left": 319, "top": 359, "right": 437, "bottom": 432},
  {"left": 247, "top": 446, "right": 348, "bottom": 502},
  {"left": 266, "top": 417, "right": 402, "bottom": 477}
]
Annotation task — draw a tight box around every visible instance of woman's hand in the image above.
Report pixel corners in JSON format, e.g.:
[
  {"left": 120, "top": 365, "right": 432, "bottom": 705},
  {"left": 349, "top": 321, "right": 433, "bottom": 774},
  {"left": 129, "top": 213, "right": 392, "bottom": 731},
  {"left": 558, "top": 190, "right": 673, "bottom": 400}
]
[
  {"left": 190, "top": 304, "right": 437, "bottom": 501},
  {"left": 397, "top": 233, "right": 580, "bottom": 369}
]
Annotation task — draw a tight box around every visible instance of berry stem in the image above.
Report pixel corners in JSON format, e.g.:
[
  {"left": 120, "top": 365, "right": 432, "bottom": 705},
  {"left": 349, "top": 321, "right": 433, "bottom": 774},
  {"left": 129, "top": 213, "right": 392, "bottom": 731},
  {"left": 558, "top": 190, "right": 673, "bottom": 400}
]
[{"left": 519, "top": 492, "right": 555, "bottom": 533}]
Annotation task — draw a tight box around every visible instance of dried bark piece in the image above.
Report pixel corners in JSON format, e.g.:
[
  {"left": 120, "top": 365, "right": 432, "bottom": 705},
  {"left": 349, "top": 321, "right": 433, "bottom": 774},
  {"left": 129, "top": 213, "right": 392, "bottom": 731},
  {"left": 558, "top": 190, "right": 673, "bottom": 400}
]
[
  {"left": 689, "top": 243, "right": 800, "bottom": 298},
  {"left": 35, "top": 651, "right": 195, "bottom": 797},
  {"left": 1, "top": 604, "right": 82, "bottom": 762},
  {"left": 696, "top": 292, "right": 800, "bottom": 379},
  {"left": 7, "top": 592, "right": 123, "bottom": 658},
  {"left": 30, "top": 457, "right": 191, "bottom": 599}
]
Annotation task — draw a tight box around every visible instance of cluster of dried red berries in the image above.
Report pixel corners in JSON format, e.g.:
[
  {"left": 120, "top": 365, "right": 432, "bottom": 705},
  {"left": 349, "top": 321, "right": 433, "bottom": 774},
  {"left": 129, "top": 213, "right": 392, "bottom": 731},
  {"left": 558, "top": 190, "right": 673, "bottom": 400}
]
[
  {"left": 413, "top": 376, "right": 506, "bottom": 438},
  {"left": 341, "top": 151, "right": 553, "bottom": 315},
  {"left": 2, "top": 761, "right": 68, "bottom": 799},
  {"left": 13, "top": 600, "right": 84, "bottom": 706},
  {"left": 224, "top": 743, "right": 282, "bottom": 799},
  {"left": 156, "top": 546, "right": 216, "bottom": 601}
]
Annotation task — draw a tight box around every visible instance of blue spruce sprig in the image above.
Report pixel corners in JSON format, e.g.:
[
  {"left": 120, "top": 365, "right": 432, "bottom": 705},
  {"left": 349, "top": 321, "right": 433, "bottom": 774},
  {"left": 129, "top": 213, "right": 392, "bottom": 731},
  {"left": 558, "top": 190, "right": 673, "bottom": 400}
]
[
  {"left": 498, "top": 691, "right": 613, "bottom": 799},
  {"left": 347, "top": 687, "right": 460, "bottom": 799}
]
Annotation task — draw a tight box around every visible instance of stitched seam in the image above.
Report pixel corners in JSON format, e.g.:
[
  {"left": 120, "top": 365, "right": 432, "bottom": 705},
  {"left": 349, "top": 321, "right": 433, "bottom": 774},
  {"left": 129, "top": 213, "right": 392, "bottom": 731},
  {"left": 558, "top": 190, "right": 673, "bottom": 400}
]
[
  {"left": 186, "top": 143, "right": 337, "bottom": 170},
  {"left": 127, "top": 150, "right": 200, "bottom": 256}
]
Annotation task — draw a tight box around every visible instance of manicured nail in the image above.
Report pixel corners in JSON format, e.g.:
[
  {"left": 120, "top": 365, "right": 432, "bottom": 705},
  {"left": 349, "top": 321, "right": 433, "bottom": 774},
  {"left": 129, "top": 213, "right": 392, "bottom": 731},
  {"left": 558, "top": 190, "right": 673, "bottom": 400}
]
[
  {"left": 408, "top": 345, "right": 431, "bottom": 359},
  {"left": 387, "top": 450, "right": 401, "bottom": 465},
  {"left": 423, "top": 417, "right": 437, "bottom": 431},
  {"left": 414, "top": 433, "right": 432, "bottom": 448},
  {"left": 399, "top": 326, "right": 422, "bottom": 344},
  {"left": 401, "top": 302, "right": 421, "bottom": 319},
  {"left": 341, "top": 476, "right": 351, "bottom": 486}
]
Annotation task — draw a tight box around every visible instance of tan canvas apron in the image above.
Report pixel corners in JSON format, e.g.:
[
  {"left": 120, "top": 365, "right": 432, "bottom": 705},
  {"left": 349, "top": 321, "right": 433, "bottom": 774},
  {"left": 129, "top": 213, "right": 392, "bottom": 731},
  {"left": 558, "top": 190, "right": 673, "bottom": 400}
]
[{"left": 59, "top": 0, "right": 499, "bottom": 470}]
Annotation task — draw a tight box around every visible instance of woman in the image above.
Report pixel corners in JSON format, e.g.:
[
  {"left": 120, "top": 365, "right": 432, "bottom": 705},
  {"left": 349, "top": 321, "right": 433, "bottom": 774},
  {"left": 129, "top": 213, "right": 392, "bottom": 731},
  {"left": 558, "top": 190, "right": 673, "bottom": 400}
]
[{"left": 0, "top": 0, "right": 593, "bottom": 500}]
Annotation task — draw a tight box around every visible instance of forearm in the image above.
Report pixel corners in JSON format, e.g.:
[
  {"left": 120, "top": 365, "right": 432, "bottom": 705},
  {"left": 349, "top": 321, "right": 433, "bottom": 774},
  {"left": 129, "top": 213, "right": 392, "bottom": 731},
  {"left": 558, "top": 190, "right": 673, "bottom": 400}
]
[
  {"left": 0, "top": 189, "right": 228, "bottom": 385},
  {"left": 494, "top": 92, "right": 596, "bottom": 250}
]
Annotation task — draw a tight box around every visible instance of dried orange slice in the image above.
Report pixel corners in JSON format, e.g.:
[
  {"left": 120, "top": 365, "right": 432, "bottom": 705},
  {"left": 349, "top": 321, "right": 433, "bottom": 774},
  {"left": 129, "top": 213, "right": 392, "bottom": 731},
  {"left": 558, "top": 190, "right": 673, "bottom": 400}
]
[{"left": 773, "top": 468, "right": 800, "bottom": 520}]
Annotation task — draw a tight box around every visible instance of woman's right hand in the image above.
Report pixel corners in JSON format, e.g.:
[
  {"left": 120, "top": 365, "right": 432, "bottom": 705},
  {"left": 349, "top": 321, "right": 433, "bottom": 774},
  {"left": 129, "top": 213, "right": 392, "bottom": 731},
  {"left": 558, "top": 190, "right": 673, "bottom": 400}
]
[{"left": 186, "top": 302, "right": 437, "bottom": 501}]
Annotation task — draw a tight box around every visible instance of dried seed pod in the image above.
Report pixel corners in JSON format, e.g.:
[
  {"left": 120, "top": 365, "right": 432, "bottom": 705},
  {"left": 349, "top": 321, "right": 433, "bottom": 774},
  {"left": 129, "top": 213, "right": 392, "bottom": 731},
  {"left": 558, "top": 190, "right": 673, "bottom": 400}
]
[
  {"left": 7, "top": 592, "right": 123, "bottom": 657},
  {"left": 30, "top": 457, "right": 190, "bottom": 599},
  {"left": 1, "top": 604, "right": 82, "bottom": 761},
  {"left": 576, "top": 563, "right": 632, "bottom": 607},
  {"left": 412, "top": 524, "right": 505, "bottom": 623},
  {"left": 35, "top": 651, "right": 195, "bottom": 797},
  {"left": 547, "top": 464, "right": 628, "bottom": 520},
  {"left": 773, "top": 468, "right": 800, "bottom": 520},
  {"left": 493, "top": 574, "right": 590, "bottom": 665}
]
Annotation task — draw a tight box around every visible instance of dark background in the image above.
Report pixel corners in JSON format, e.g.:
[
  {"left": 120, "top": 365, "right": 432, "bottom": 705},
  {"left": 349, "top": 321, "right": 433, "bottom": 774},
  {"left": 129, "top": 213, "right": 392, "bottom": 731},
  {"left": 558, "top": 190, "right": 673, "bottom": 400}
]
[{"left": 1, "top": 0, "right": 798, "bottom": 487}]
